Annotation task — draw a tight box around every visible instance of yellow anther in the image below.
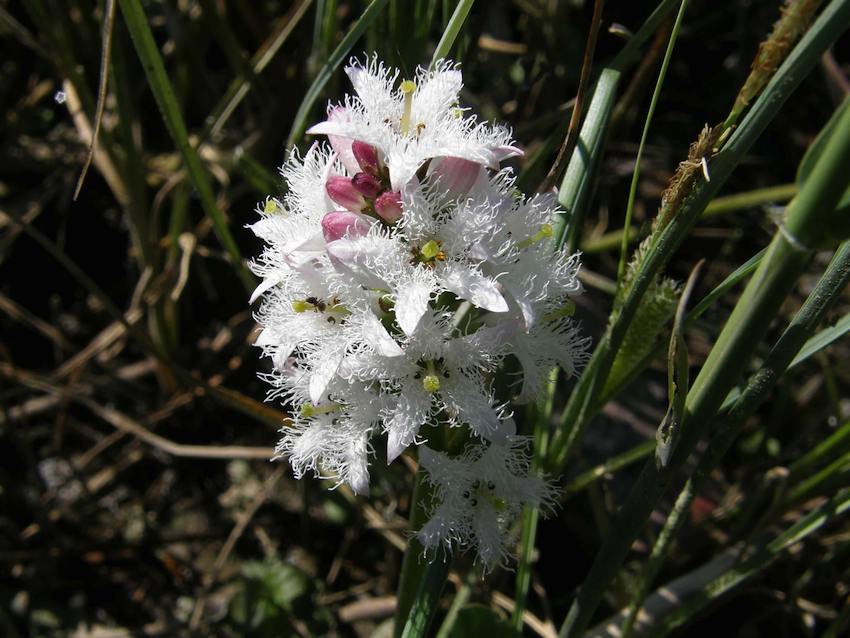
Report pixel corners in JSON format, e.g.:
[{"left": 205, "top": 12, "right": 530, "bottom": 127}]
[
  {"left": 420, "top": 240, "right": 441, "bottom": 260},
  {"left": 291, "top": 300, "right": 310, "bottom": 313},
  {"left": 300, "top": 402, "right": 343, "bottom": 418},
  {"left": 263, "top": 199, "right": 279, "bottom": 214}
]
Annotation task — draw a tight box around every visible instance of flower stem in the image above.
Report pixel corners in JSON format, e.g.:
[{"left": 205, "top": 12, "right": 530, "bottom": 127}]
[{"left": 394, "top": 470, "right": 439, "bottom": 636}]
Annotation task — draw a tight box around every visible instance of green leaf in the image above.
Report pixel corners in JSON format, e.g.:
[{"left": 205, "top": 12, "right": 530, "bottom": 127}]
[
  {"left": 791, "top": 311, "right": 850, "bottom": 367},
  {"left": 399, "top": 548, "right": 451, "bottom": 638},
  {"left": 430, "top": 0, "right": 475, "bottom": 68},
  {"left": 447, "top": 606, "right": 520, "bottom": 638}
]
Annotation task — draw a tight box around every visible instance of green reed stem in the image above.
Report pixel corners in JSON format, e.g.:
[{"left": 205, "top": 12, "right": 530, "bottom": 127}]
[
  {"left": 430, "top": 0, "right": 475, "bottom": 67},
  {"left": 547, "top": 0, "right": 850, "bottom": 473},
  {"left": 558, "top": 51, "right": 850, "bottom": 637},
  {"left": 512, "top": 369, "right": 558, "bottom": 629},
  {"left": 620, "top": 238, "right": 850, "bottom": 637}
]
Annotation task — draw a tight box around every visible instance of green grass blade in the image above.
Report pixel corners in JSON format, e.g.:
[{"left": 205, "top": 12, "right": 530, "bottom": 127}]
[
  {"left": 553, "top": 68, "right": 619, "bottom": 252},
  {"left": 201, "top": 0, "right": 315, "bottom": 142},
  {"left": 512, "top": 368, "right": 557, "bottom": 629},
  {"left": 430, "top": 0, "right": 474, "bottom": 67},
  {"left": 285, "top": 0, "right": 390, "bottom": 149},
  {"left": 558, "top": 8, "right": 850, "bottom": 629},
  {"left": 658, "top": 488, "right": 850, "bottom": 637},
  {"left": 117, "top": 0, "right": 254, "bottom": 291},
  {"left": 791, "top": 311, "right": 850, "bottom": 367},
  {"left": 399, "top": 548, "right": 451, "bottom": 638},
  {"left": 552, "top": 0, "right": 680, "bottom": 249},
  {"left": 618, "top": 0, "right": 689, "bottom": 283}
]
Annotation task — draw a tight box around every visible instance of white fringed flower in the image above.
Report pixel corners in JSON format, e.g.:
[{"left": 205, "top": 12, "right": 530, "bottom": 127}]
[
  {"left": 417, "top": 438, "right": 556, "bottom": 570},
  {"left": 250, "top": 56, "right": 590, "bottom": 565},
  {"left": 307, "top": 57, "right": 521, "bottom": 190}
]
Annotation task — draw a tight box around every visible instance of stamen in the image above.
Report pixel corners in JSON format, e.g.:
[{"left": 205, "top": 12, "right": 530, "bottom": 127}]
[
  {"left": 300, "top": 401, "right": 343, "bottom": 418},
  {"left": 400, "top": 80, "right": 416, "bottom": 135},
  {"left": 517, "top": 223, "right": 553, "bottom": 249}
]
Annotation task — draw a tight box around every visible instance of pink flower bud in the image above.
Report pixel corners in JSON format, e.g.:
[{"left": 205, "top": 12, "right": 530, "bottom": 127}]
[
  {"left": 352, "top": 172, "right": 382, "bottom": 199},
  {"left": 374, "top": 191, "right": 403, "bottom": 223},
  {"left": 352, "top": 141, "right": 380, "bottom": 175},
  {"left": 428, "top": 156, "right": 482, "bottom": 198},
  {"left": 326, "top": 175, "right": 366, "bottom": 212},
  {"left": 321, "top": 211, "right": 374, "bottom": 243}
]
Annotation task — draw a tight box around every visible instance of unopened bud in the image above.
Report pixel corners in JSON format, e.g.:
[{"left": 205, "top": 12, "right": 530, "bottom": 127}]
[
  {"left": 374, "top": 190, "right": 403, "bottom": 223},
  {"left": 321, "top": 211, "right": 374, "bottom": 243},
  {"left": 352, "top": 141, "right": 380, "bottom": 175},
  {"left": 352, "top": 172, "right": 382, "bottom": 199},
  {"left": 326, "top": 175, "right": 366, "bottom": 212}
]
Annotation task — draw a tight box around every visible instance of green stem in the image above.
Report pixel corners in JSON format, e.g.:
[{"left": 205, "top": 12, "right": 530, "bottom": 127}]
[
  {"left": 558, "top": 25, "right": 850, "bottom": 633},
  {"left": 400, "top": 546, "right": 452, "bottom": 638},
  {"left": 394, "top": 471, "right": 435, "bottom": 637},
  {"left": 512, "top": 369, "right": 558, "bottom": 629},
  {"left": 654, "top": 488, "right": 850, "bottom": 637},
  {"left": 561, "top": 439, "right": 656, "bottom": 498},
  {"left": 618, "top": 0, "right": 689, "bottom": 283},
  {"left": 117, "top": 0, "right": 254, "bottom": 291},
  {"left": 434, "top": 575, "right": 473, "bottom": 638},
  {"left": 584, "top": 183, "right": 798, "bottom": 253}
]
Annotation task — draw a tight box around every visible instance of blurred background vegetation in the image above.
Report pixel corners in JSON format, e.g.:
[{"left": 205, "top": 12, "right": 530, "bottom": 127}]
[{"left": 1, "top": 0, "right": 849, "bottom": 636}]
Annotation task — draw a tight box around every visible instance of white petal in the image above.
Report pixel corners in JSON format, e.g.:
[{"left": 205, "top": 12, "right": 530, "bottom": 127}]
[
  {"left": 306, "top": 120, "right": 346, "bottom": 137},
  {"left": 395, "top": 274, "right": 434, "bottom": 336},
  {"left": 440, "top": 264, "right": 508, "bottom": 313},
  {"left": 249, "top": 276, "right": 280, "bottom": 304},
  {"left": 386, "top": 381, "right": 432, "bottom": 463},
  {"left": 309, "top": 348, "right": 345, "bottom": 403},
  {"left": 360, "top": 313, "right": 403, "bottom": 357}
]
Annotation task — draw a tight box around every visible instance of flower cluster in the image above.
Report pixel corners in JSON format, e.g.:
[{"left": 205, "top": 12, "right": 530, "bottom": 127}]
[{"left": 250, "top": 57, "right": 589, "bottom": 568}]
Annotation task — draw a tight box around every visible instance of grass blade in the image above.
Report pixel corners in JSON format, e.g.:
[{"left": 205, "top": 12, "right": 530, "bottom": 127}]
[
  {"left": 117, "top": 0, "right": 253, "bottom": 290},
  {"left": 399, "top": 548, "right": 451, "bottom": 638},
  {"left": 430, "top": 0, "right": 475, "bottom": 67},
  {"left": 558, "top": 15, "right": 850, "bottom": 631},
  {"left": 618, "top": 0, "right": 688, "bottom": 283},
  {"left": 285, "top": 0, "right": 390, "bottom": 149}
]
